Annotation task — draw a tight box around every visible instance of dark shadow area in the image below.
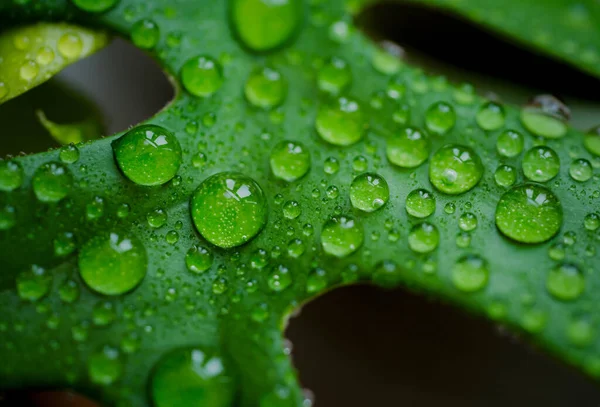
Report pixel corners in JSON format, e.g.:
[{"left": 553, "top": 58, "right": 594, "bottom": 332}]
[
  {"left": 0, "top": 39, "right": 174, "bottom": 157},
  {"left": 286, "top": 285, "right": 600, "bottom": 406},
  {"left": 356, "top": 2, "right": 600, "bottom": 102},
  {"left": 0, "top": 390, "right": 99, "bottom": 406}
]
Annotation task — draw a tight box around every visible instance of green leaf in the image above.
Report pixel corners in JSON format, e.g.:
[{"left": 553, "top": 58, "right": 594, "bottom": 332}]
[
  {"left": 36, "top": 109, "right": 103, "bottom": 145},
  {"left": 1, "top": 1, "right": 599, "bottom": 406}
]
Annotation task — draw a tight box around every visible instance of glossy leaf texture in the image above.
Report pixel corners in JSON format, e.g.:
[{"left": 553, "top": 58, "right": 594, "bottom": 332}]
[{"left": 1, "top": 1, "right": 600, "bottom": 407}]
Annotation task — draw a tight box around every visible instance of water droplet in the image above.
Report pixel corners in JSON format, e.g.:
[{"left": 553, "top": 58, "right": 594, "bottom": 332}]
[
  {"left": 405, "top": 188, "right": 436, "bottom": 218},
  {"left": 287, "top": 238, "right": 305, "bottom": 258},
  {"left": 0, "top": 205, "right": 16, "bottom": 230},
  {"left": 318, "top": 57, "right": 351, "bottom": 95},
  {"left": 131, "top": 19, "right": 160, "bottom": 49},
  {"left": 19, "top": 60, "right": 39, "bottom": 81},
  {"left": 476, "top": 101, "right": 505, "bottom": 131},
  {"left": 567, "top": 319, "right": 594, "bottom": 347},
  {"left": 452, "top": 255, "right": 489, "bottom": 293},
  {"left": 494, "top": 164, "right": 516, "bottom": 188},
  {"left": 393, "top": 103, "right": 411, "bottom": 125},
  {"left": 165, "top": 230, "right": 179, "bottom": 245},
  {"left": 230, "top": 0, "right": 301, "bottom": 52},
  {"left": 458, "top": 212, "right": 478, "bottom": 231},
  {"left": 212, "top": 277, "right": 228, "bottom": 295},
  {"left": 425, "top": 101, "right": 455, "bottom": 135},
  {"left": 58, "top": 279, "right": 79, "bottom": 303},
  {"left": 181, "top": 55, "right": 223, "bottom": 97},
  {"left": 268, "top": 264, "right": 292, "bottom": 292},
  {"left": 36, "top": 46, "right": 55, "bottom": 65},
  {"left": 59, "top": 143, "right": 80, "bottom": 164},
  {"left": 408, "top": 222, "right": 439, "bottom": 253},
  {"left": 584, "top": 126, "right": 600, "bottom": 157},
  {"left": 584, "top": 213, "right": 600, "bottom": 231},
  {"left": 0, "top": 160, "right": 23, "bottom": 191},
  {"left": 316, "top": 97, "right": 364, "bottom": 146},
  {"left": 386, "top": 126, "right": 429, "bottom": 168},
  {"left": 57, "top": 33, "right": 83, "bottom": 59},
  {"left": 113, "top": 124, "right": 182, "bottom": 186},
  {"left": 569, "top": 158, "right": 592, "bottom": 182},
  {"left": 323, "top": 157, "right": 339, "bottom": 175},
  {"left": 270, "top": 140, "right": 310, "bottom": 182},
  {"left": 306, "top": 268, "right": 327, "bottom": 294},
  {"left": 88, "top": 346, "right": 122, "bottom": 385},
  {"left": 453, "top": 83, "right": 475, "bottom": 104},
  {"left": 429, "top": 144, "right": 483, "bottom": 195},
  {"left": 53, "top": 231, "right": 76, "bottom": 257},
  {"left": 496, "top": 129, "right": 524, "bottom": 158},
  {"left": 191, "top": 172, "right": 267, "bottom": 248},
  {"left": 321, "top": 215, "right": 363, "bottom": 258},
  {"left": 245, "top": 67, "right": 287, "bottom": 109},
  {"left": 495, "top": 183, "right": 562, "bottom": 244},
  {"left": 185, "top": 245, "right": 213, "bottom": 274},
  {"left": 147, "top": 208, "right": 168, "bottom": 228},
  {"left": 79, "top": 231, "right": 147, "bottom": 295},
  {"left": 350, "top": 172, "right": 389, "bottom": 213},
  {"left": 72, "top": 0, "right": 118, "bottom": 12},
  {"left": 547, "top": 263, "right": 584, "bottom": 301},
  {"left": 117, "top": 203, "right": 130, "bottom": 218},
  {"left": 283, "top": 200, "right": 301, "bottom": 219},
  {"left": 521, "top": 94, "right": 570, "bottom": 139},
  {"left": 548, "top": 243, "right": 566, "bottom": 261},
  {"left": 17, "top": 265, "right": 51, "bottom": 302},
  {"left": 86, "top": 196, "right": 105, "bottom": 221},
  {"left": 522, "top": 146, "right": 560, "bottom": 182},
  {"left": 371, "top": 42, "right": 403, "bottom": 75},
  {"left": 32, "top": 162, "right": 73, "bottom": 203},
  {"left": 372, "top": 260, "right": 401, "bottom": 288}
]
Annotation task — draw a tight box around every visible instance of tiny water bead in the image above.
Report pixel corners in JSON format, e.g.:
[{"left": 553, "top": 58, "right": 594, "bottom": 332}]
[
  {"left": 78, "top": 231, "right": 148, "bottom": 295},
  {"left": 405, "top": 188, "right": 436, "bottom": 218},
  {"left": 54, "top": 232, "right": 76, "bottom": 257},
  {"left": 494, "top": 164, "right": 517, "bottom": 187},
  {"left": 520, "top": 94, "right": 569, "bottom": 139},
  {"left": 59, "top": 144, "right": 80, "bottom": 164},
  {"left": 230, "top": 0, "right": 301, "bottom": 52},
  {"left": 113, "top": 124, "right": 182, "bottom": 186},
  {"left": 181, "top": 56, "right": 223, "bottom": 97},
  {"left": 476, "top": 101, "right": 505, "bottom": 131},
  {"left": 569, "top": 158, "right": 593, "bottom": 182},
  {"left": 16, "top": 265, "right": 51, "bottom": 302},
  {"left": 318, "top": 57, "right": 351, "bottom": 95},
  {"left": 186, "top": 245, "right": 214, "bottom": 274},
  {"left": 458, "top": 212, "right": 478, "bottom": 231},
  {"left": 429, "top": 144, "right": 483, "bottom": 195},
  {"left": 88, "top": 347, "right": 122, "bottom": 386},
  {"left": 408, "top": 222, "right": 439, "bottom": 253},
  {"left": 152, "top": 347, "right": 236, "bottom": 407},
  {"left": 452, "top": 255, "right": 489, "bottom": 293},
  {"left": 0, "top": 160, "right": 23, "bottom": 192},
  {"left": 32, "top": 162, "right": 73, "bottom": 203},
  {"left": 425, "top": 101, "right": 455, "bottom": 136},
  {"left": 584, "top": 213, "right": 600, "bottom": 231},
  {"left": 245, "top": 67, "right": 287, "bottom": 109},
  {"left": 386, "top": 126, "right": 429, "bottom": 168},
  {"left": 131, "top": 19, "right": 160, "bottom": 49},
  {"left": 147, "top": 208, "right": 167, "bottom": 228},
  {"left": 547, "top": 263, "right": 584, "bottom": 301},
  {"left": 0, "top": 205, "right": 16, "bottom": 230},
  {"left": 349, "top": 173, "right": 389, "bottom": 213},
  {"left": 270, "top": 140, "right": 310, "bottom": 182},
  {"left": 321, "top": 215, "right": 364, "bottom": 258},
  {"left": 495, "top": 184, "right": 563, "bottom": 244},
  {"left": 191, "top": 172, "right": 267, "bottom": 248},
  {"left": 316, "top": 97, "right": 364, "bottom": 146},
  {"left": 57, "top": 33, "right": 83, "bottom": 59},
  {"left": 522, "top": 146, "right": 560, "bottom": 182},
  {"left": 282, "top": 200, "right": 301, "bottom": 219},
  {"left": 72, "top": 0, "right": 119, "bottom": 13},
  {"left": 496, "top": 130, "right": 524, "bottom": 158}
]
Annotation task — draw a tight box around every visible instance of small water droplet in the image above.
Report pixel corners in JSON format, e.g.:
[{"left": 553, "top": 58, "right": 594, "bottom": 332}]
[
  {"left": 452, "top": 255, "right": 489, "bottom": 292},
  {"left": 32, "top": 162, "right": 73, "bottom": 202},
  {"left": 350, "top": 172, "right": 389, "bottom": 213},
  {"left": 131, "top": 19, "right": 160, "bottom": 49},
  {"left": 318, "top": 57, "right": 351, "bottom": 95},
  {"left": 522, "top": 146, "right": 560, "bottom": 182},
  {"left": 405, "top": 188, "right": 436, "bottom": 218},
  {"left": 0, "top": 160, "right": 23, "bottom": 191},
  {"left": 458, "top": 212, "right": 477, "bottom": 231},
  {"left": 408, "top": 222, "right": 439, "bottom": 253},
  {"left": 147, "top": 208, "right": 168, "bottom": 229},
  {"left": 476, "top": 101, "right": 505, "bottom": 131},
  {"left": 520, "top": 95, "right": 569, "bottom": 139},
  {"left": 321, "top": 215, "right": 363, "bottom": 258},
  {"left": 57, "top": 32, "right": 83, "bottom": 59},
  {"left": 316, "top": 97, "right": 364, "bottom": 146},
  {"left": 494, "top": 164, "right": 516, "bottom": 188},
  {"left": 180, "top": 55, "right": 223, "bottom": 97},
  {"left": 569, "top": 158, "right": 592, "bottom": 182},
  {"left": 496, "top": 129, "right": 524, "bottom": 157},
  {"left": 547, "top": 263, "right": 584, "bottom": 301},
  {"left": 270, "top": 140, "right": 310, "bottom": 182},
  {"left": 584, "top": 213, "right": 600, "bottom": 231},
  {"left": 17, "top": 265, "right": 51, "bottom": 302},
  {"left": 268, "top": 264, "right": 292, "bottom": 292},
  {"left": 386, "top": 126, "right": 429, "bottom": 168},
  {"left": 283, "top": 200, "right": 301, "bottom": 219},
  {"left": 245, "top": 67, "right": 287, "bottom": 109},
  {"left": 59, "top": 143, "right": 80, "bottom": 164},
  {"left": 88, "top": 346, "right": 122, "bottom": 385},
  {"left": 429, "top": 144, "right": 483, "bottom": 195},
  {"left": 425, "top": 101, "right": 455, "bottom": 136}
]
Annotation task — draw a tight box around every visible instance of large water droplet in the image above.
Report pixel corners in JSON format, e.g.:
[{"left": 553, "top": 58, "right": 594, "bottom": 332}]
[
  {"left": 547, "top": 263, "right": 584, "bottom": 301},
  {"left": 113, "top": 124, "right": 182, "bottom": 186},
  {"left": 522, "top": 146, "right": 560, "bottom": 182},
  {"left": 452, "top": 255, "right": 489, "bottom": 293},
  {"left": 72, "top": 0, "right": 119, "bottom": 13},
  {"left": 0, "top": 160, "right": 23, "bottom": 192},
  {"left": 350, "top": 172, "right": 389, "bottom": 213},
  {"left": 79, "top": 231, "right": 147, "bottom": 295},
  {"left": 181, "top": 56, "right": 223, "bottom": 97},
  {"left": 520, "top": 95, "right": 569, "bottom": 139},
  {"left": 476, "top": 101, "right": 505, "bottom": 131},
  {"left": 151, "top": 347, "right": 236, "bottom": 407},
  {"left": 32, "top": 162, "right": 73, "bottom": 203},
  {"left": 495, "top": 184, "right": 562, "bottom": 244},
  {"left": 386, "top": 126, "right": 429, "bottom": 168},
  {"left": 245, "top": 67, "right": 287, "bottom": 109},
  {"left": 230, "top": 0, "right": 302, "bottom": 52},
  {"left": 408, "top": 222, "right": 439, "bottom": 253},
  {"left": 270, "top": 140, "right": 310, "bottom": 182},
  {"left": 425, "top": 101, "right": 455, "bottom": 135},
  {"left": 321, "top": 215, "right": 363, "bottom": 258},
  {"left": 191, "top": 172, "right": 267, "bottom": 248},
  {"left": 316, "top": 97, "right": 364, "bottom": 146},
  {"left": 429, "top": 144, "right": 483, "bottom": 195},
  {"left": 405, "top": 188, "right": 435, "bottom": 218}
]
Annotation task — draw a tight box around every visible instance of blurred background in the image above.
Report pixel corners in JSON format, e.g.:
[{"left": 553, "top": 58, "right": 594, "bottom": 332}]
[{"left": 2, "top": 3, "right": 600, "bottom": 405}]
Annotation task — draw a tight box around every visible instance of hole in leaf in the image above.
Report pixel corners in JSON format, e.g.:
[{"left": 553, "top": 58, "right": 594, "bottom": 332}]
[
  {"left": 0, "top": 38, "right": 174, "bottom": 157},
  {"left": 0, "top": 390, "right": 100, "bottom": 406},
  {"left": 356, "top": 2, "right": 600, "bottom": 129},
  {"left": 286, "top": 285, "right": 600, "bottom": 406}
]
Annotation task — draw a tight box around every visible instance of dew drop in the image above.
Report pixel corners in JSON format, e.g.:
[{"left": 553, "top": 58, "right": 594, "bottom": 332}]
[
  {"left": 112, "top": 124, "right": 182, "bottom": 186},
  {"left": 321, "top": 215, "right": 363, "bottom": 258},
  {"left": 569, "top": 158, "right": 592, "bottom": 182},
  {"left": 88, "top": 346, "right": 122, "bottom": 386},
  {"left": 59, "top": 143, "right": 80, "bottom": 164},
  {"left": 57, "top": 33, "right": 83, "bottom": 59},
  {"left": 19, "top": 60, "right": 39, "bottom": 81},
  {"left": 405, "top": 188, "right": 436, "bottom": 218},
  {"left": 268, "top": 264, "right": 292, "bottom": 292},
  {"left": 323, "top": 157, "right": 339, "bottom": 175},
  {"left": 496, "top": 129, "right": 524, "bottom": 157},
  {"left": 425, "top": 101, "right": 455, "bottom": 136},
  {"left": 316, "top": 97, "right": 364, "bottom": 146},
  {"left": 245, "top": 67, "right": 287, "bottom": 109},
  {"left": 86, "top": 196, "right": 105, "bottom": 221},
  {"left": 72, "top": 0, "right": 119, "bottom": 13},
  {"left": 349, "top": 172, "right": 389, "bottom": 213},
  {"left": 372, "top": 260, "right": 401, "bottom": 288},
  {"left": 386, "top": 126, "right": 429, "bottom": 168},
  {"left": 567, "top": 319, "right": 594, "bottom": 347},
  {"left": 191, "top": 172, "right": 267, "bottom": 248},
  {"left": 476, "top": 101, "right": 505, "bottom": 131},
  {"left": 306, "top": 268, "right": 328, "bottom": 294},
  {"left": 58, "top": 279, "right": 79, "bottom": 303},
  {"left": 494, "top": 164, "right": 516, "bottom": 187},
  {"left": 54, "top": 232, "right": 76, "bottom": 257},
  {"left": 0, "top": 160, "right": 23, "bottom": 192},
  {"left": 32, "top": 162, "right": 73, "bottom": 203},
  {"left": 282, "top": 200, "right": 301, "bottom": 219},
  {"left": 458, "top": 212, "right": 477, "bottom": 231},
  {"left": 584, "top": 213, "right": 600, "bottom": 231},
  {"left": 408, "top": 222, "right": 439, "bottom": 253},
  {"left": 186, "top": 245, "right": 213, "bottom": 274},
  {"left": 270, "top": 140, "right": 310, "bottom": 182},
  {"left": 522, "top": 146, "right": 560, "bottom": 182},
  {"left": 0, "top": 205, "right": 16, "bottom": 230},
  {"left": 520, "top": 94, "right": 569, "bottom": 139},
  {"left": 181, "top": 56, "right": 223, "bottom": 97},
  {"left": 147, "top": 208, "right": 168, "bottom": 229},
  {"left": 318, "top": 57, "right": 351, "bottom": 95},
  {"left": 495, "top": 183, "right": 562, "bottom": 244},
  {"left": 131, "top": 19, "right": 160, "bottom": 49},
  {"left": 429, "top": 144, "right": 483, "bottom": 195},
  {"left": 36, "top": 46, "right": 55, "bottom": 65},
  {"left": 16, "top": 265, "right": 51, "bottom": 302},
  {"left": 79, "top": 231, "right": 147, "bottom": 295},
  {"left": 547, "top": 263, "right": 584, "bottom": 301},
  {"left": 452, "top": 255, "right": 489, "bottom": 293}
]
